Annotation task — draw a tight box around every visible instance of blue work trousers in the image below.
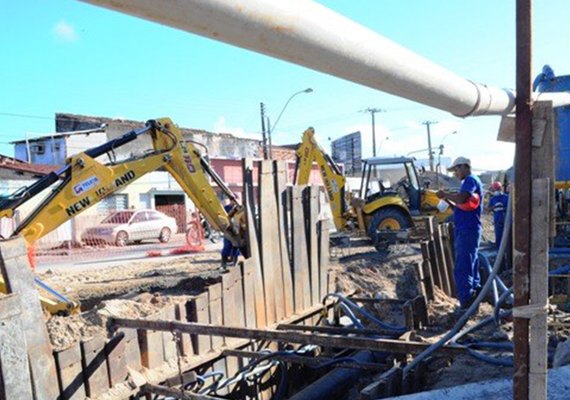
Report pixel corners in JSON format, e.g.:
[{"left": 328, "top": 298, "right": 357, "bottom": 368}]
[
  {"left": 222, "top": 238, "right": 240, "bottom": 259},
  {"left": 454, "top": 228, "right": 482, "bottom": 307},
  {"left": 494, "top": 222, "right": 504, "bottom": 250}
]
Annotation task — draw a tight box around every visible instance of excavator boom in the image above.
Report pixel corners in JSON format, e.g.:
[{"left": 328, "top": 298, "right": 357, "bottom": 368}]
[
  {"left": 295, "top": 127, "right": 347, "bottom": 231},
  {"left": 0, "top": 118, "right": 245, "bottom": 314}
]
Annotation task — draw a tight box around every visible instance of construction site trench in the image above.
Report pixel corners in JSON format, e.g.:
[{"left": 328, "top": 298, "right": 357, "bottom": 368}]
[{"left": 31, "top": 214, "right": 523, "bottom": 400}]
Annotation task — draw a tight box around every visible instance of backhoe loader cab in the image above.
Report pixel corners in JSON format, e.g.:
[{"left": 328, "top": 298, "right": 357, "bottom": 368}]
[{"left": 358, "top": 156, "right": 448, "bottom": 249}]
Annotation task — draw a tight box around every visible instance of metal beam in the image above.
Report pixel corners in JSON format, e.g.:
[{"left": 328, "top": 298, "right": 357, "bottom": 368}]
[
  {"left": 277, "top": 323, "right": 399, "bottom": 337},
  {"left": 111, "top": 318, "right": 466, "bottom": 356},
  {"left": 141, "top": 384, "right": 222, "bottom": 400},
  {"left": 222, "top": 349, "right": 386, "bottom": 371}
]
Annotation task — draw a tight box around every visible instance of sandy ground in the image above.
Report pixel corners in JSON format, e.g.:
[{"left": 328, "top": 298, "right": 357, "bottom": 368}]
[{"left": 39, "top": 215, "right": 514, "bottom": 392}]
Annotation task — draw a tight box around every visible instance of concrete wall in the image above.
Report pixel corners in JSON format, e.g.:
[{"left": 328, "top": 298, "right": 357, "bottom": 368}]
[{"left": 55, "top": 113, "right": 261, "bottom": 161}]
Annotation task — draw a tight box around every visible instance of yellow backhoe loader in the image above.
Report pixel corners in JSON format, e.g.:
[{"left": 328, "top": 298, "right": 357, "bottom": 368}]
[
  {"left": 295, "top": 127, "right": 452, "bottom": 250},
  {"left": 0, "top": 118, "right": 245, "bottom": 314}
]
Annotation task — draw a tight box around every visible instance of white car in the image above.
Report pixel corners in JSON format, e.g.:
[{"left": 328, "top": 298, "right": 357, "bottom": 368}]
[{"left": 81, "top": 209, "right": 178, "bottom": 246}]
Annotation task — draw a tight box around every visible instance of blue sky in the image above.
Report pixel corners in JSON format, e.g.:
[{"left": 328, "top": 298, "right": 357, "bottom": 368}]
[{"left": 1, "top": 1, "right": 570, "bottom": 170}]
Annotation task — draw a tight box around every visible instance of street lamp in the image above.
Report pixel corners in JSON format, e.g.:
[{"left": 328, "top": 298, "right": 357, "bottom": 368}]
[
  {"left": 436, "top": 130, "right": 458, "bottom": 185},
  {"left": 262, "top": 88, "right": 313, "bottom": 159}
]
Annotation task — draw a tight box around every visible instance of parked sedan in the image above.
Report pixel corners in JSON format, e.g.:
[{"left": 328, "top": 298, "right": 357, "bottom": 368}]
[{"left": 81, "top": 209, "right": 178, "bottom": 246}]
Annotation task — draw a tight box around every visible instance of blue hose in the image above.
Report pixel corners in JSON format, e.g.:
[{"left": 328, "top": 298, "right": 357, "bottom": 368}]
[
  {"left": 465, "top": 348, "right": 513, "bottom": 367},
  {"left": 549, "top": 264, "right": 570, "bottom": 275},
  {"left": 338, "top": 303, "right": 365, "bottom": 329},
  {"left": 324, "top": 293, "right": 407, "bottom": 333}
]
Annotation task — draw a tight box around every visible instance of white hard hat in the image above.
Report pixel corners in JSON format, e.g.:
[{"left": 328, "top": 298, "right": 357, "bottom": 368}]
[{"left": 447, "top": 156, "right": 471, "bottom": 171}]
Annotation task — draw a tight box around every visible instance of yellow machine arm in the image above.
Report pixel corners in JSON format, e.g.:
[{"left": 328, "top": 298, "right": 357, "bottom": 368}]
[
  {"left": 2, "top": 118, "right": 244, "bottom": 248},
  {"left": 295, "top": 127, "right": 347, "bottom": 231},
  {"left": 0, "top": 118, "right": 245, "bottom": 314}
]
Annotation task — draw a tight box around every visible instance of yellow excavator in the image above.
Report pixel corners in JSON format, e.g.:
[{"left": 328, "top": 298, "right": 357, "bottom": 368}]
[
  {"left": 295, "top": 127, "right": 452, "bottom": 250},
  {"left": 0, "top": 118, "right": 245, "bottom": 315}
]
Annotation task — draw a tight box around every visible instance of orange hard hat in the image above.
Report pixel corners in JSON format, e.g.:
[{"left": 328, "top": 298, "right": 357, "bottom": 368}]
[
  {"left": 490, "top": 181, "right": 503, "bottom": 192},
  {"left": 456, "top": 193, "right": 481, "bottom": 211}
]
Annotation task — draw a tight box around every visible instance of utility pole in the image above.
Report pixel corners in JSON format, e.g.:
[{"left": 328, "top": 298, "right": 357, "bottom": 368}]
[
  {"left": 422, "top": 120, "right": 438, "bottom": 172},
  {"left": 260, "top": 102, "right": 268, "bottom": 160},
  {"left": 266, "top": 116, "right": 272, "bottom": 159},
  {"left": 363, "top": 108, "right": 385, "bottom": 157}
]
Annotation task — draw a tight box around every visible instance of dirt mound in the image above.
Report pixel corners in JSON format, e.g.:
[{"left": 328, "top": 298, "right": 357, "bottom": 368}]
[{"left": 419, "top": 171, "right": 461, "bottom": 190}]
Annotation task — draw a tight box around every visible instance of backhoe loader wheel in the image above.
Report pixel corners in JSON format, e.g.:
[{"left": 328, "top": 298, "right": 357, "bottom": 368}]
[
  {"left": 159, "top": 227, "right": 172, "bottom": 243},
  {"left": 368, "top": 208, "right": 411, "bottom": 251},
  {"left": 115, "top": 231, "right": 129, "bottom": 247}
]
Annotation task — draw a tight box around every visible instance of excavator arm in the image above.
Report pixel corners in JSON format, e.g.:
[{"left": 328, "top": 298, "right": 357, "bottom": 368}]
[
  {"left": 0, "top": 118, "right": 245, "bottom": 314},
  {"left": 294, "top": 127, "right": 347, "bottom": 231}
]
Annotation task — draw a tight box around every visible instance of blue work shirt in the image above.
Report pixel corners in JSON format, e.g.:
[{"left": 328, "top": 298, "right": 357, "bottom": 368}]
[
  {"left": 489, "top": 193, "right": 509, "bottom": 225},
  {"left": 454, "top": 174, "right": 483, "bottom": 231}
]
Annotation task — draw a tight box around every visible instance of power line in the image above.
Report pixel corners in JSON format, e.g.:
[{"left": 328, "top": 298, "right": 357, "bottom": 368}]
[{"left": 0, "top": 112, "right": 53, "bottom": 121}]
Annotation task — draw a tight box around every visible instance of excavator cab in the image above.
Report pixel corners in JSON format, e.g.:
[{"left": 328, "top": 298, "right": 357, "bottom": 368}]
[
  {"left": 360, "top": 157, "right": 421, "bottom": 212},
  {"left": 358, "top": 157, "right": 423, "bottom": 250}
]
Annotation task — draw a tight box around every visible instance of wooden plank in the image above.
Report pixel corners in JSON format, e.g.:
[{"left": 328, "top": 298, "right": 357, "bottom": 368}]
[
  {"left": 307, "top": 185, "right": 320, "bottom": 307},
  {"left": 531, "top": 102, "right": 557, "bottom": 239},
  {"left": 54, "top": 342, "right": 86, "bottom": 400},
  {"left": 162, "top": 306, "right": 178, "bottom": 362},
  {"left": 259, "top": 160, "right": 280, "bottom": 323},
  {"left": 113, "top": 318, "right": 468, "bottom": 356},
  {"left": 425, "top": 218, "right": 442, "bottom": 291},
  {"left": 0, "top": 294, "right": 33, "bottom": 400},
  {"left": 243, "top": 158, "right": 267, "bottom": 328},
  {"left": 319, "top": 219, "right": 331, "bottom": 302},
  {"left": 441, "top": 223, "right": 457, "bottom": 297},
  {"left": 138, "top": 312, "right": 164, "bottom": 369},
  {"left": 208, "top": 284, "right": 224, "bottom": 349},
  {"left": 223, "top": 269, "right": 243, "bottom": 386},
  {"left": 117, "top": 327, "right": 142, "bottom": 372},
  {"left": 275, "top": 160, "right": 295, "bottom": 319},
  {"left": 431, "top": 218, "right": 451, "bottom": 296},
  {"left": 81, "top": 334, "right": 109, "bottom": 398},
  {"left": 419, "top": 243, "right": 434, "bottom": 301},
  {"left": 187, "top": 293, "right": 211, "bottom": 355},
  {"left": 529, "top": 178, "right": 549, "bottom": 400},
  {"left": 412, "top": 295, "right": 429, "bottom": 329},
  {"left": 222, "top": 268, "right": 243, "bottom": 346},
  {"left": 241, "top": 259, "right": 257, "bottom": 328},
  {"left": 292, "top": 185, "right": 310, "bottom": 313},
  {"left": 106, "top": 333, "right": 128, "bottom": 387},
  {"left": 208, "top": 283, "right": 226, "bottom": 376},
  {"left": 175, "top": 302, "right": 193, "bottom": 357},
  {"left": 362, "top": 366, "right": 402, "bottom": 398},
  {"left": 0, "top": 236, "right": 59, "bottom": 400}
]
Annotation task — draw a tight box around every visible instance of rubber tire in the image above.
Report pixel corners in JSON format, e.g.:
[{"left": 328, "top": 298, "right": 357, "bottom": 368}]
[
  {"left": 159, "top": 227, "right": 172, "bottom": 243},
  {"left": 186, "top": 222, "right": 202, "bottom": 246},
  {"left": 115, "top": 231, "right": 129, "bottom": 247},
  {"left": 367, "top": 208, "right": 411, "bottom": 250}
]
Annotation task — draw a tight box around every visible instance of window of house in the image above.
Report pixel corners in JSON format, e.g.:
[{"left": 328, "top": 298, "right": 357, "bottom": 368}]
[
  {"left": 97, "top": 194, "right": 129, "bottom": 212},
  {"left": 31, "top": 143, "right": 45, "bottom": 155}
]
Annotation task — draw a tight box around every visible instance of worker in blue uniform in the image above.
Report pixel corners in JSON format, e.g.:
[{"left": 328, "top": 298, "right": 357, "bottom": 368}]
[
  {"left": 437, "top": 157, "right": 483, "bottom": 311},
  {"left": 221, "top": 200, "right": 240, "bottom": 268},
  {"left": 487, "top": 181, "right": 509, "bottom": 250}
]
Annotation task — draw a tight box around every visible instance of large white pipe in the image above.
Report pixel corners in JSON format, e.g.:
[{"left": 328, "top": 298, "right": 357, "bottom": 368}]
[{"left": 79, "top": 0, "right": 522, "bottom": 116}]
